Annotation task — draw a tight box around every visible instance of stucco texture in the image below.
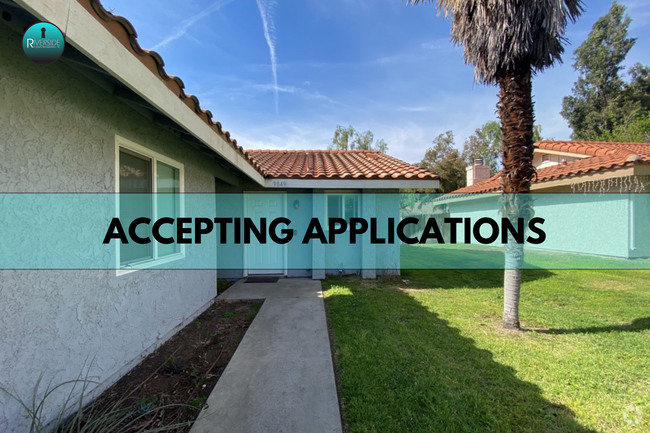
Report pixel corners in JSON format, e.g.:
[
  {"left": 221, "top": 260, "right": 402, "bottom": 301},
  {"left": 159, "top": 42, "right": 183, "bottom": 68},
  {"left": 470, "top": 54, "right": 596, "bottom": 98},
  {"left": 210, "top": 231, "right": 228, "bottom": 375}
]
[{"left": 0, "top": 22, "right": 219, "bottom": 432}]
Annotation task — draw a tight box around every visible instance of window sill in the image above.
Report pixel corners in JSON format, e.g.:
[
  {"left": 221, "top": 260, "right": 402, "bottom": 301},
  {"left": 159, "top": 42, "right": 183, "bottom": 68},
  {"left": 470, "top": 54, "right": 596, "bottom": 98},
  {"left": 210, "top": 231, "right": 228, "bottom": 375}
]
[{"left": 116, "top": 252, "right": 185, "bottom": 276}]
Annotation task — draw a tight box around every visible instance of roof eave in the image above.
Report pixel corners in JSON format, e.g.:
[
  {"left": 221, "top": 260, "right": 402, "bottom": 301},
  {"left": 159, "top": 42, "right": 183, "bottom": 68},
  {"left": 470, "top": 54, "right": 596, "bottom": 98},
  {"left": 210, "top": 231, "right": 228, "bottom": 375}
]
[
  {"left": 263, "top": 178, "right": 440, "bottom": 190},
  {"left": 15, "top": 0, "right": 267, "bottom": 186}
]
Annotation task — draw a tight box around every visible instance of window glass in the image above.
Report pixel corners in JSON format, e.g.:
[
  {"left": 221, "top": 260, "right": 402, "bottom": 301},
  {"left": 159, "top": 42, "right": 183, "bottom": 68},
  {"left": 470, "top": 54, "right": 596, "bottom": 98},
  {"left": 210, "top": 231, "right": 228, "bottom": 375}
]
[
  {"left": 327, "top": 194, "right": 359, "bottom": 227},
  {"left": 156, "top": 161, "right": 180, "bottom": 257},
  {"left": 119, "top": 150, "right": 153, "bottom": 265},
  {"left": 344, "top": 195, "right": 358, "bottom": 223},
  {"left": 328, "top": 195, "right": 341, "bottom": 219}
]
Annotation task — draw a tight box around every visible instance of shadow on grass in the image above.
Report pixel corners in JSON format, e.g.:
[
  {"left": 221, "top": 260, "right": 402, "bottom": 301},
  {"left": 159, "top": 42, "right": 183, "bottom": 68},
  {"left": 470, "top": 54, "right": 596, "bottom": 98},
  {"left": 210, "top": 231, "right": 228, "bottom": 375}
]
[
  {"left": 401, "top": 268, "right": 555, "bottom": 290},
  {"left": 537, "top": 316, "right": 650, "bottom": 335},
  {"left": 324, "top": 278, "right": 596, "bottom": 433}
]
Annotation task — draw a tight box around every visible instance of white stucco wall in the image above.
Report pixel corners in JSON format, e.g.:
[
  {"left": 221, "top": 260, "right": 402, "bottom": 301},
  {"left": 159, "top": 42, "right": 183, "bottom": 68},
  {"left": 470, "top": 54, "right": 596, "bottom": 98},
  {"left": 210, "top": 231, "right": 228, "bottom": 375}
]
[{"left": 0, "top": 23, "right": 219, "bottom": 431}]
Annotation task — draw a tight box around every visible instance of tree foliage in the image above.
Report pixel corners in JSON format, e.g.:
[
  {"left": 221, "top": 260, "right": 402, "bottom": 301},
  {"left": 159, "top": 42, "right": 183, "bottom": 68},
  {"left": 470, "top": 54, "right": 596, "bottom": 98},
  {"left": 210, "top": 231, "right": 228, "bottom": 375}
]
[
  {"left": 461, "top": 121, "right": 544, "bottom": 176},
  {"left": 418, "top": 131, "right": 466, "bottom": 193},
  {"left": 561, "top": 2, "right": 650, "bottom": 141},
  {"left": 603, "top": 111, "right": 650, "bottom": 142},
  {"left": 408, "top": 0, "right": 583, "bottom": 84},
  {"left": 328, "top": 125, "right": 389, "bottom": 153}
]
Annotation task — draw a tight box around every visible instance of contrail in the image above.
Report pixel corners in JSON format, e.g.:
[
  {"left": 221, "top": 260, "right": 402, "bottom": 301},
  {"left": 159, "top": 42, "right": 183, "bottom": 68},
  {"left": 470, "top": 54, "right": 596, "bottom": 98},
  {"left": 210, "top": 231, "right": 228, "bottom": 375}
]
[
  {"left": 152, "top": 0, "right": 233, "bottom": 51},
  {"left": 256, "top": 0, "right": 279, "bottom": 114}
]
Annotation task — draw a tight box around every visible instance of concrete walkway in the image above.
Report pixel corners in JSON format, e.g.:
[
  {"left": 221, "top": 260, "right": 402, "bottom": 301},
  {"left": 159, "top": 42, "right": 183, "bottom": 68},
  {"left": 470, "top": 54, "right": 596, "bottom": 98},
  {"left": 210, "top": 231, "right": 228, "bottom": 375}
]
[{"left": 190, "top": 278, "right": 343, "bottom": 433}]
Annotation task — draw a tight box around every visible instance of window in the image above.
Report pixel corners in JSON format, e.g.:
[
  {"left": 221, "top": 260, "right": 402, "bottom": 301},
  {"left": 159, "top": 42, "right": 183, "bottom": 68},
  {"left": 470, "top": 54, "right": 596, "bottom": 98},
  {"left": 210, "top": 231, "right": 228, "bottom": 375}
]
[
  {"left": 116, "top": 136, "right": 184, "bottom": 271},
  {"left": 327, "top": 194, "right": 359, "bottom": 227}
]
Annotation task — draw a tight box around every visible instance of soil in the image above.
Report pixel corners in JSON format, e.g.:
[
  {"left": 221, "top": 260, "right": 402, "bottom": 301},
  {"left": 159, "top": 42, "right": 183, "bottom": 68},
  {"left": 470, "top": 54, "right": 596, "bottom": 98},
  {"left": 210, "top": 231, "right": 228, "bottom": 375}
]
[{"left": 76, "top": 280, "right": 262, "bottom": 432}]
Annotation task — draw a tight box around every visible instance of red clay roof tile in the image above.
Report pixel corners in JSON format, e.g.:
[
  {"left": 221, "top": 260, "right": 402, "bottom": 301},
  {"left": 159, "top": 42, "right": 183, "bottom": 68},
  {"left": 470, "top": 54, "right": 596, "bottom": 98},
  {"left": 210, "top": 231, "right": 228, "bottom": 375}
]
[
  {"left": 244, "top": 150, "right": 439, "bottom": 180},
  {"left": 453, "top": 141, "right": 650, "bottom": 194},
  {"left": 79, "top": 0, "right": 440, "bottom": 183}
]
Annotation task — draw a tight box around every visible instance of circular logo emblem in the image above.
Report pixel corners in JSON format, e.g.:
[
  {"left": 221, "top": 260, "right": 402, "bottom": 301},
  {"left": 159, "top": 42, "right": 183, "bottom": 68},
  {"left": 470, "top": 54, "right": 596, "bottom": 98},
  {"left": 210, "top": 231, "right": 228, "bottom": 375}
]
[{"left": 22, "top": 22, "right": 65, "bottom": 65}]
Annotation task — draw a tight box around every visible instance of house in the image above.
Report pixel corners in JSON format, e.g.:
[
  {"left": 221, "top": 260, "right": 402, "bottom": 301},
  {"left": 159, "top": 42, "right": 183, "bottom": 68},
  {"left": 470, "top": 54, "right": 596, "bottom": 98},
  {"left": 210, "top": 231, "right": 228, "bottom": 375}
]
[
  {"left": 0, "top": 0, "right": 438, "bottom": 430},
  {"left": 456, "top": 140, "right": 650, "bottom": 194},
  {"left": 428, "top": 140, "right": 650, "bottom": 259}
]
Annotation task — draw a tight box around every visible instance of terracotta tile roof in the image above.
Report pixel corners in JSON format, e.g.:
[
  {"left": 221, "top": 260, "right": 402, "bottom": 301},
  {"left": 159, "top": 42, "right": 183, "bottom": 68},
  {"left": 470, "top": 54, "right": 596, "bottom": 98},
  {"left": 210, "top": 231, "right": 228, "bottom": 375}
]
[
  {"left": 244, "top": 150, "right": 439, "bottom": 180},
  {"left": 76, "top": 1, "right": 438, "bottom": 183},
  {"left": 453, "top": 141, "right": 650, "bottom": 194},
  {"left": 82, "top": 0, "right": 243, "bottom": 151}
]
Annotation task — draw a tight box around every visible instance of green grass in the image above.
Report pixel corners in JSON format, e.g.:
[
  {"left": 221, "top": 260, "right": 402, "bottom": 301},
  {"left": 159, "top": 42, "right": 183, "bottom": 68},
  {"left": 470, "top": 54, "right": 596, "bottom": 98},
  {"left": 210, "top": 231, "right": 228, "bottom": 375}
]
[
  {"left": 323, "top": 269, "right": 650, "bottom": 433},
  {"left": 401, "top": 244, "right": 650, "bottom": 269}
]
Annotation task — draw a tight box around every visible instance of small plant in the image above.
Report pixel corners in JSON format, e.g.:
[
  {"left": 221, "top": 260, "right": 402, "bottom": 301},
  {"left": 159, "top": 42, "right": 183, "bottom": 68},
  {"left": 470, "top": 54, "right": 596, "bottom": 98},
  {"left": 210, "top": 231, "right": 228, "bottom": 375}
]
[
  {"left": 190, "top": 368, "right": 200, "bottom": 378},
  {"left": 223, "top": 311, "right": 236, "bottom": 319},
  {"left": 188, "top": 397, "right": 207, "bottom": 412},
  {"left": 1, "top": 371, "right": 196, "bottom": 433},
  {"left": 245, "top": 312, "right": 256, "bottom": 322},
  {"left": 134, "top": 395, "right": 158, "bottom": 417},
  {"left": 195, "top": 321, "right": 202, "bottom": 329},
  {"left": 162, "top": 356, "right": 187, "bottom": 375}
]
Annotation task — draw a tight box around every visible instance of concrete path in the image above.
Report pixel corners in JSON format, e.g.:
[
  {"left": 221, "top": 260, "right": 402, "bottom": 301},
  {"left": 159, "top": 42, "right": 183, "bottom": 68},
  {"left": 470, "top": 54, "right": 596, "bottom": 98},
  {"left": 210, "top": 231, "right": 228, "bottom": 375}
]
[{"left": 190, "top": 278, "right": 343, "bottom": 433}]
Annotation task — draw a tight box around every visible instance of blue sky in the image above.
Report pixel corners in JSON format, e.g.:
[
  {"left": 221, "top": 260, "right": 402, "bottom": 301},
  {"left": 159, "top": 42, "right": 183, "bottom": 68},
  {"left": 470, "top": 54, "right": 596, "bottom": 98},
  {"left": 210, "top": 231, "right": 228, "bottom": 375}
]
[{"left": 103, "top": 0, "right": 650, "bottom": 164}]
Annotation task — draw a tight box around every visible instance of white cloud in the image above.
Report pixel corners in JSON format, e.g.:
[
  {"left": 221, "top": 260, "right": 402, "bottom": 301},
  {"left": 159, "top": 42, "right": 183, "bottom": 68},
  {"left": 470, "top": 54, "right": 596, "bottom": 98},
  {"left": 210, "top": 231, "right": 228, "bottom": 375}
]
[
  {"left": 151, "top": 0, "right": 233, "bottom": 51},
  {"left": 256, "top": 0, "right": 280, "bottom": 113}
]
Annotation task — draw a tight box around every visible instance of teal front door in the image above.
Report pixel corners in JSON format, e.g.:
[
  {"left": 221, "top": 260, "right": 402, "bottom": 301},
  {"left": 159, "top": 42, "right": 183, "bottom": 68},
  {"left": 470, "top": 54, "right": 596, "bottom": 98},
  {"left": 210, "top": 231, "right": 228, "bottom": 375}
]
[{"left": 245, "top": 193, "right": 286, "bottom": 275}]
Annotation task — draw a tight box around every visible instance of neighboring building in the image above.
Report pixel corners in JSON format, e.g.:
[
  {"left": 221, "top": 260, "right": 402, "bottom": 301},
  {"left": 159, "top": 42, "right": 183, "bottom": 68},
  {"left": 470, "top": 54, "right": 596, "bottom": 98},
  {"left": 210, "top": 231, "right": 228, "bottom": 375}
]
[
  {"left": 456, "top": 140, "right": 650, "bottom": 194},
  {"left": 0, "top": 1, "right": 438, "bottom": 431},
  {"left": 465, "top": 158, "right": 491, "bottom": 187},
  {"left": 438, "top": 140, "right": 650, "bottom": 259}
]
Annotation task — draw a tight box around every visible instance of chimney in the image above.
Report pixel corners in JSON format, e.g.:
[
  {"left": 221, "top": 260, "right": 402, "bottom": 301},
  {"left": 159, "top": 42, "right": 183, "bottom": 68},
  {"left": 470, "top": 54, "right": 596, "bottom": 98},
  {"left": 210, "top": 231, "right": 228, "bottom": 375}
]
[{"left": 466, "top": 159, "right": 491, "bottom": 186}]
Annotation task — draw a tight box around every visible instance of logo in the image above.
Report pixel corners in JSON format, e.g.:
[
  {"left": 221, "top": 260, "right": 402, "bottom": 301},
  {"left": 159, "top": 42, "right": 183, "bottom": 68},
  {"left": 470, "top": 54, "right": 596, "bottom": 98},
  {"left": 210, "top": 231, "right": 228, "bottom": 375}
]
[{"left": 22, "top": 22, "right": 65, "bottom": 65}]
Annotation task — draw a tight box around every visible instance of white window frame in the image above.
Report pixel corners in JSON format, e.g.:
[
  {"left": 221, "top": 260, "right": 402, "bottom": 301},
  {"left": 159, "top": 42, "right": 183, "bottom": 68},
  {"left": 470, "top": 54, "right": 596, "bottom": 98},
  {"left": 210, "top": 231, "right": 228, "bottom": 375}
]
[
  {"left": 115, "top": 135, "right": 185, "bottom": 276},
  {"left": 325, "top": 192, "right": 360, "bottom": 232}
]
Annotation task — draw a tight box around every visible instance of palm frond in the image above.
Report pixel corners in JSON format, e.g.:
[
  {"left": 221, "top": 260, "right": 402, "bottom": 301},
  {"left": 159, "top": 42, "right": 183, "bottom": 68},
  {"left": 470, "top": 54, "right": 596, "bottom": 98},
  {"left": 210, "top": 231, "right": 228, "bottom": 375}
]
[
  {"left": 411, "top": 0, "right": 584, "bottom": 83},
  {"left": 405, "top": 0, "right": 456, "bottom": 16}
]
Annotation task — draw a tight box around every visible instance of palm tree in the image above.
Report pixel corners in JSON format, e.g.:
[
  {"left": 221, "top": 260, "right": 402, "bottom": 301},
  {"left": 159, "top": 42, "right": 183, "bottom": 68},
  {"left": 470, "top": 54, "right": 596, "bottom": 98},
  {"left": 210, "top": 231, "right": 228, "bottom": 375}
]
[{"left": 408, "top": 0, "right": 583, "bottom": 329}]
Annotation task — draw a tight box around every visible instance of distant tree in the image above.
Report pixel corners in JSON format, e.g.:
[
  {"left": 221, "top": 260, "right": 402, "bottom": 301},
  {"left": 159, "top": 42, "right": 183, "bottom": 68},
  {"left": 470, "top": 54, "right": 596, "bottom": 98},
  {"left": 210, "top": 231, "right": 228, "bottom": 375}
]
[
  {"left": 418, "top": 131, "right": 466, "bottom": 193},
  {"left": 561, "top": 2, "right": 645, "bottom": 140},
  {"left": 329, "top": 125, "right": 355, "bottom": 151},
  {"left": 462, "top": 121, "right": 545, "bottom": 175},
  {"left": 462, "top": 121, "right": 501, "bottom": 175},
  {"left": 623, "top": 64, "right": 650, "bottom": 111},
  {"left": 328, "top": 125, "right": 389, "bottom": 153},
  {"left": 603, "top": 112, "right": 650, "bottom": 142}
]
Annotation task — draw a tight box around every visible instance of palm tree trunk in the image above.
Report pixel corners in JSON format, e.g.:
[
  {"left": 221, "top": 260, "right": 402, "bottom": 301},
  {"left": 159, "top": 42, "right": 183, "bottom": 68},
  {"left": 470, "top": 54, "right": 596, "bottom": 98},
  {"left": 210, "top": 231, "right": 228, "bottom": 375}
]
[
  {"left": 497, "top": 63, "right": 536, "bottom": 330},
  {"left": 503, "top": 238, "right": 523, "bottom": 329}
]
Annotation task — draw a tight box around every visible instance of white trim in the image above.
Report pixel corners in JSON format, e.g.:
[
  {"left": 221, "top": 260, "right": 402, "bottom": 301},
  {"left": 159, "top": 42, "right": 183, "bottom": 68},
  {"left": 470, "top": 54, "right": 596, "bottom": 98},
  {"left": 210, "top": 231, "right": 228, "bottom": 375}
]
[
  {"left": 534, "top": 149, "right": 591, "bottom": 159},
  {"left": 264, "top": 178, "right": 440, "bottom": 189},
  {"left": 16, "top": 0, "right": 266, "bottom": 186},
  {"left": 114, "top": 135, "right": 185, "bottom": 275}
]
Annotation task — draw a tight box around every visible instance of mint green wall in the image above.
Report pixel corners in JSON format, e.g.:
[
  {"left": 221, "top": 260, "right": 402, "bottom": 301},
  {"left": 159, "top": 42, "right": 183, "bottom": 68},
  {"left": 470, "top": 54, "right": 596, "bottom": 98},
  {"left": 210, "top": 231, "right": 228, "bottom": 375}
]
[{"left": 446, "top": 194, "right": 636, "bottom": 259}]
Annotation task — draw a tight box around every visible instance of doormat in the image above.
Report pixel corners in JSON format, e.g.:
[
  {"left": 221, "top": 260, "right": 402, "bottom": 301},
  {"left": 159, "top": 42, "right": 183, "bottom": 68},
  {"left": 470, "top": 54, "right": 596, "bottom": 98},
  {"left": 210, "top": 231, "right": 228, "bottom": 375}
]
[{"left": 245, "top": 276, "right": 280, "bottom": 283}]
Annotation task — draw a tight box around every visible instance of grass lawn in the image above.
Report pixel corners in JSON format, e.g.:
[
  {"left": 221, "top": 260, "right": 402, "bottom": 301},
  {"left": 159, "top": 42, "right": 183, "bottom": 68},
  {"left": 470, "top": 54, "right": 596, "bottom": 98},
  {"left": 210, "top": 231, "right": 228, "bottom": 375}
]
[
  {"left": 401, "top": 244, "right": 650, "bottom": 270},
  {"left": 323, "top": 269, "right": 650, "bottom": 433}
]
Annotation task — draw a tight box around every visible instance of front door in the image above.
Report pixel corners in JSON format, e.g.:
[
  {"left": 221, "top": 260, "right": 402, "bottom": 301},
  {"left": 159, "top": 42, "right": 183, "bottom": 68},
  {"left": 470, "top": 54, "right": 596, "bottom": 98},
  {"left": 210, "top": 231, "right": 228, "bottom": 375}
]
[{"left": 244, "top": 193, "right": 286, "bottom": 275}]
